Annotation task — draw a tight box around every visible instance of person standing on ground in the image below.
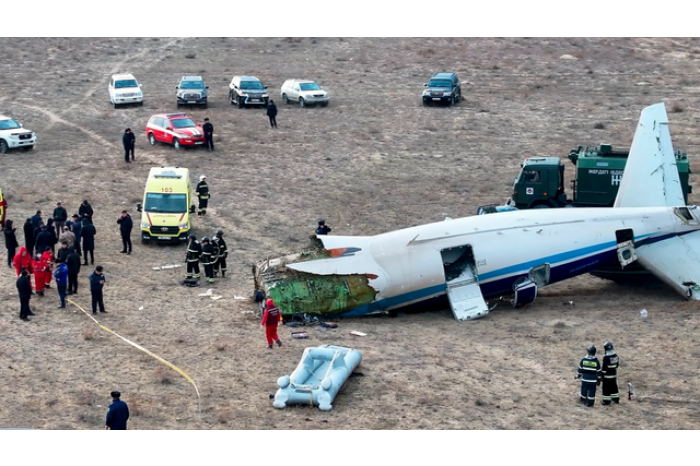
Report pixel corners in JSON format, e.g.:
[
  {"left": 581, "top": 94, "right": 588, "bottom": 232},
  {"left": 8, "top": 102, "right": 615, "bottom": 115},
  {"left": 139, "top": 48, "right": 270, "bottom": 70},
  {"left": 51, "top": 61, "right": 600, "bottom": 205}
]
[
  {"left": 185, "top": 234, "right": 201, "bottom": 280},
  {"left": 35, "top": 225, "right": 53, "bottom": 257},
  {"left": 117, "top": 210, "right": 133, "bottom": 255},
  {"left": 105, "top": 391, "right": 129, "bottom": 430},
  {"left": 202, "top": 118, "right": 214, "bottom": 151},
  {"left": 79, "top": 200, "right": 94, "bottom": 224},
  {"left": 196, "top": 175, "right": 209, "bottom": 217},
  {"left": 200, "top": 237, "right": 215, "bottom": 284},
  {"left": 53, "top": 258, "right": 68, "bottom": 309},
  {"left": 601, "top": 341, "right": 620, "bottom": 405},
  {"left": 12, "top": 246, "right": 33, "bottom": 278},
  {"left": 41, "top": 247, "right": 54, "bottom": 290},
  {"left": 212, "top": 230, "right": 227, "bottom": 278},
  {"left": 56, "top": 240, "right": 71, "bottom": 264},
  {"left": 3, "top": 219, "right": 18, "bottom": 268},
  {"left": 70, "top": 214, "right": 82, "bottom": 256},
  {"left": 46, "top": 218, "right": 58, "bottom": 255},
  {"left": 31, "top": 210, "right": 43, "bottom": 230},
  {"left": 66, "top": 246, "right": 81, "bottom": 295},
  {"left": 266, "top": 100, "right": 278, "bottom": 128},
  {"left": 261, "top": 298, "right": 283, "bottom": 349},
  {"left": 17, "top": 268, "right": 34, "bottom": 321},
  {"left": 122, "top": 128, "right": 136, "bottom": 163},
  {"left": 23, "top": 218, "right": 35, "bottom": 257},
  {"left": 89, "top": 265, "right": 107, "bottom": 315},
  {"left": 32, "top": 252, "right": 48, "bottom": 297},
  {"left": 577, "top": 345, "right": 602, "bottom": 408},
  {"left": 316, "top": 219, "right": 331, "bottom": 235},
  {"left": 53, "top": 202, "right": 68, "bottom": 234},
  {"left": 81, "top": 218, "right": 96, "bottom": 265},
  {"left": 59, "top": 223, "right": 75, "bottom": 251}
]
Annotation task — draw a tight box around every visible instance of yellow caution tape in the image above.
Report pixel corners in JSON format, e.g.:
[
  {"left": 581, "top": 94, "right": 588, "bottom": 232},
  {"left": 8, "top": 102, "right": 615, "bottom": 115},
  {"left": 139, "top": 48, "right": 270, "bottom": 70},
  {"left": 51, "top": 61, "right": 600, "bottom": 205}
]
[{"left": 67, "top": 298, "right": 201, "bottom": 416}]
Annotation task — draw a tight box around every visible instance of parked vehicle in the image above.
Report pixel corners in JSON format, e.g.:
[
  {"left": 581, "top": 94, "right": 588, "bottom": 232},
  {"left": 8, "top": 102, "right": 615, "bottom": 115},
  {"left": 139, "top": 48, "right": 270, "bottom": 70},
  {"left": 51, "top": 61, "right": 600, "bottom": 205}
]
[
  {"left": 0, "top": 115, "right": 36, "bottom": 154},
  {"left": 176, "top": 76, "right": 208, "bottom": 108},
  {"left": 145, "top": 113, "right": 205, "bottom": 150},
  {"left": 280, "top": 79, "right": 329, "bottom": 107},
  {"left": 229, "top": 76, "right": 269, "bottom": 108},
  {"left": 108, "top": 73, "right": 143, "bottom": 108},
  {"left": 422, "top": 72, "right": 461, "bottom": 106},
  {"left": 137, "top": 167, "right": 195, "bottom": 243}
]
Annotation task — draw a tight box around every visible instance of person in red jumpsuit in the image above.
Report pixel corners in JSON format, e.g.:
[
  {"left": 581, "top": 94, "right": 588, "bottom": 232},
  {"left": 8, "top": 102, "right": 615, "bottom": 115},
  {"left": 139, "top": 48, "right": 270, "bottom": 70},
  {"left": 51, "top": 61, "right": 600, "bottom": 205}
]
[
  {"left": 261, "top": 298, "right": 283, "bottom": 349},
  {"left": 41, "top": 248, "right": 54, "bottom": 289},
  {"left": 33, "top": 252, "right": 49, "bottom": 296},
  {"left": 12, "top": 246, "right": 33, "bottom": 277}
]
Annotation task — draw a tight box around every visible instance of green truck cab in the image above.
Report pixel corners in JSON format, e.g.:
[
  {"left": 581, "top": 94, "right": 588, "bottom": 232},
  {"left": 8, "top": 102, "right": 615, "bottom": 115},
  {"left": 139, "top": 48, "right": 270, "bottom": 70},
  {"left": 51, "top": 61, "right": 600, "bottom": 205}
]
[{"left": 508, "top": 144, "right": 691, "bottom": 209}]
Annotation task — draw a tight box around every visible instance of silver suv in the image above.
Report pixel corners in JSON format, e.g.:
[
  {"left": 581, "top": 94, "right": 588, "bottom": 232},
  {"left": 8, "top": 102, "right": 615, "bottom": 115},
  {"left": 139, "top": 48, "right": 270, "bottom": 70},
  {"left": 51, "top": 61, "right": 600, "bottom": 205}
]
[
  {"left": 280, "top": 79, "right": 329, "bottom": 107},
  {"left": 229, "top": 76, "right": 269, "bottom": 108}
]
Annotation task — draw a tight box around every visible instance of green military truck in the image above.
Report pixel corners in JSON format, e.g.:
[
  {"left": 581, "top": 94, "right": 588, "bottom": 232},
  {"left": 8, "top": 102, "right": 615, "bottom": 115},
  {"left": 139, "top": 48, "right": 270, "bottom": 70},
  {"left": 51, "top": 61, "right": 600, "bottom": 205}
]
[{"left": 506, "top": 144, "right": 692, "bottom": 209}]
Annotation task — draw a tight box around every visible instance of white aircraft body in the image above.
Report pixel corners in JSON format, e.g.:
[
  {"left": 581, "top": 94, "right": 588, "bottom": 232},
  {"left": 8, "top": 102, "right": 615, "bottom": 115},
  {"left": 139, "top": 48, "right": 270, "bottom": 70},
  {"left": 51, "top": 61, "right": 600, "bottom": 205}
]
[{"left": 281, "top": 103, "right": 700, "bottom": 320}]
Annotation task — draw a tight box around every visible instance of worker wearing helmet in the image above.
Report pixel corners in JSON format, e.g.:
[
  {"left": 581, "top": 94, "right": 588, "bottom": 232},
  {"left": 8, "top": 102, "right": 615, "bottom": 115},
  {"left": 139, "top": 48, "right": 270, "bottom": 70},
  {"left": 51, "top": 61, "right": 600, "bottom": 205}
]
[
  {"left": 196, "top": 175, "right": 209, "bottom": 217},
  {"left": 200, "top": 237, "right": 215, "bottom": 284},
  {"left": 601, "top": 342, "right": 620, "bottom": 405},
  {"left": 185, "top": 234, "right": 201, "bottom": 280},
  {"left": 577, "top": 345, "right": 602, "bottom": 407},
  {"left": 212, "top": 230, "right": 228, "bottom": 278}
]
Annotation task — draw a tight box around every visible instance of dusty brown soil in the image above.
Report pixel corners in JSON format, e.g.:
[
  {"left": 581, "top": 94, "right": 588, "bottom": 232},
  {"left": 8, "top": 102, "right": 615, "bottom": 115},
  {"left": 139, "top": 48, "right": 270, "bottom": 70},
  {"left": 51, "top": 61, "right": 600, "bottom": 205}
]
[{"left": 2, "top": 37, "right": 700, "bottom": 430}]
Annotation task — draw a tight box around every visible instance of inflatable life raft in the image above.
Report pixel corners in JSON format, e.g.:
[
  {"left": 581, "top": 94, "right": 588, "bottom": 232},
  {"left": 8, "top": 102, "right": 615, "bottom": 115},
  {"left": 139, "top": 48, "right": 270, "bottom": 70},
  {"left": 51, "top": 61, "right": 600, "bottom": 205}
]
[{"left": 273, "top": 345, "right": 362, "bottom": 411}]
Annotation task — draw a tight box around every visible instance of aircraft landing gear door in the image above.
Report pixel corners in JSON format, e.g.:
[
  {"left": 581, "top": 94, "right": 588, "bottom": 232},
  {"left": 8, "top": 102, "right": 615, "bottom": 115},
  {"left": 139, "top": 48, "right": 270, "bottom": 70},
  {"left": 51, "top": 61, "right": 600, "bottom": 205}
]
[
  {"left": 441, "top": 245, "right": 489, "bottom": 321},
  {"left": 615, "top": 229, "right": 637, "bottom": 268}
]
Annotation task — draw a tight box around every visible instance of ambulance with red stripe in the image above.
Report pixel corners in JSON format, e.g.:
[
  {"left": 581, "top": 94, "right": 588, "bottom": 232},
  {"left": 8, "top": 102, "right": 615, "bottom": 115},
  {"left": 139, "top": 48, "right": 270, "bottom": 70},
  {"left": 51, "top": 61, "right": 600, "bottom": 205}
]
[{"left": 137, "top": 167, "right": 195, "bottom": 243}]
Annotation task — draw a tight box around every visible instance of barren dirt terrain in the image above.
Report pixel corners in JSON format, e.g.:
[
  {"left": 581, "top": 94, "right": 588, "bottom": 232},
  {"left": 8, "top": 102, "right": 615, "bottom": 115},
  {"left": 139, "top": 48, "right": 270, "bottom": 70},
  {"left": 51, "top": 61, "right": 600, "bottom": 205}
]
[{"left": 2, "top": 37, "right": 700, "bottom": 430}]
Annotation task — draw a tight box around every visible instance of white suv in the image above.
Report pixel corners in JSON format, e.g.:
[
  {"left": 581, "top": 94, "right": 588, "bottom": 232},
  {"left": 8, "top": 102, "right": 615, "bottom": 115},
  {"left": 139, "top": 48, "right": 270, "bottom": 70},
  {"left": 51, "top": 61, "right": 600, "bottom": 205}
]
[
  {"left": 281, "top": 79, "right": 329, "bottom": 107},
  {"left": 109, "top": 73, "right": 143, "bottom": 108},
  {"left": 0, "top": 115, "right": 37, "bottom": 154}
]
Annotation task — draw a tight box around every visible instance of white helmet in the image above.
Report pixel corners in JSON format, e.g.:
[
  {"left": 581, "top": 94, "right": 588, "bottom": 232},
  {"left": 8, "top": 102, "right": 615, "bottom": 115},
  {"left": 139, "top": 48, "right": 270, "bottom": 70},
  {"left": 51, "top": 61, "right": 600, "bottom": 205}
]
[{"left": 199, "top": 175, "right": 206, "bottom": 181}]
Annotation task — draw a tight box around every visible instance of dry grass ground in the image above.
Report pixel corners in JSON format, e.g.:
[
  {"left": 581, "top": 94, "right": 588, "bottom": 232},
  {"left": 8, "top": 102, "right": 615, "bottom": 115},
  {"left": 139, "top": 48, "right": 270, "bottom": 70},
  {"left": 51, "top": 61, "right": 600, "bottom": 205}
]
[{"left": 2, "top": 37, "right": 700, "bottom": 429}]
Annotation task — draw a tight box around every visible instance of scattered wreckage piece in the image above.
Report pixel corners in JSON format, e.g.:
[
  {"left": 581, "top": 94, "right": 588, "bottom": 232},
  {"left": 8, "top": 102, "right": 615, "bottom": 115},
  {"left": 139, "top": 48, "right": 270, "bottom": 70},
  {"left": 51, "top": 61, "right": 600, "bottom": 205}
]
[{"left": 273, "top": 345, "right": 362, "bottom": 411}]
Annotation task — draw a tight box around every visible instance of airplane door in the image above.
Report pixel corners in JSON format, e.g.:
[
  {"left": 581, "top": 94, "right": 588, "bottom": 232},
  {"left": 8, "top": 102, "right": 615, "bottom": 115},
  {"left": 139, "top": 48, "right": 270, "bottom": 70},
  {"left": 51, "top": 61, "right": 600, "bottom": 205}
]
[
  {"left": 615, "top": 228, "right": 637, "bottom": 267},
  {"left": 441, "top": 245, "right": 490, "bottom": 321}
]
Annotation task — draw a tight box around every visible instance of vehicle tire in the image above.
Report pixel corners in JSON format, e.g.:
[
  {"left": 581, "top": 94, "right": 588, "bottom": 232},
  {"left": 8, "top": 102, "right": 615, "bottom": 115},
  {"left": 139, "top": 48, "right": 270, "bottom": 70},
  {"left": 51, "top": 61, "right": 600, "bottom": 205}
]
[
  {"left": 282, "top": 94, "right": 289, "bottom": 104},
  {"left": 422, "top": 99, "right": 429, "bottom": 107},
  {"left": 0, "top": 140, "right": 8, "bottom": 154},
  {"left": 202, "top": 102, "right": 208, "bottom": 109},
  {"left": 299, "top": 97, "right": 305, "bottom": 108},
  {"left": 173, "top": 138, "right": 181, "bottom": 150},
  {"left": 229, "top": 91, "right": 235, "bottom": 105},
  {"left": 237, "top": 96, "right": 244, "bottom": 109},
  {"left": 320, "top": 102, "right": 328, "bottom": 107},
  {"left": 148, "top": 133, "right": 156, "bottom": 146},
  {"left": 138, "top": 101, "right": 144, "bottom": 107},
  {"left": 22, "top": 145, "right": 33, "bottom": 152},
  {"left": 450, "top": 96, "right": 456, "bottom": 107},
  {"left": 113, "top": 102, "right": 118, "bottom": 109}
]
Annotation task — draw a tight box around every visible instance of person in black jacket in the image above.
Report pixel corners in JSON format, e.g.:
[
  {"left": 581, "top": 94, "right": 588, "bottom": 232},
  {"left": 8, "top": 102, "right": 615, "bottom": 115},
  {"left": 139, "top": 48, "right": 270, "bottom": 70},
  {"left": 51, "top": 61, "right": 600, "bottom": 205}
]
[
  {"left": 200, "top": 237, "right": 215, "bottom": 283},
  {"left": 17, "top": 268, "right": 34, "bottom": 321},
  {"left": 105, "top": 391, "right": 129, "bottom": 430},
  {"left": 53, "top": 201, "right": 68, "bottom": 233},
  {"left": 23, "top": 218, "right": 35, "bottom": 257},
  {"left": 212, "top": 230, "right": 228, "bottom": 278},
  {"left": 185, "top": 234, "right": 201, "bottom": 280},
  {"left": 31, "top": 210, "right": 43, "bottom": 230},
  {"left": 3, "top": 219, "right": 19, "bottom": 268},
  {"left": 56, "top": 240, "right": 72, "bottom": 264},
  {"left": 66, "top": 248, "right": 81, "bottom": 295},
  {"left": 122, "top": 128, "right": 136, "bottom": 163},
  {"left": 202, "top": 118, "right": 214, "bottom": 151},
  {"left": 35, "top": 225, "right": 53, "bottom": 258},
  {"left": 70, "top": 214, "right": 82, "bottom": 256},
  {"left": 79, "top": 200, "right": 94, "bottom": 224},
  {"left": 266, "top": 100, "right": 278, "bottom": 128},
  {"left": 89, "top": 265, "right": 106, "bottom": 315},
  {"left": 195, "top": 176, "right": 209, "bottom": 217},
  {"left": 81, "top": 218, "right": 96, "bottom": 265},
  {"left": 46, "top": 218, "right": 58, "bottom": 255},
  {"left": 117, "top": 210, "right": 133, "bottom": 254}
]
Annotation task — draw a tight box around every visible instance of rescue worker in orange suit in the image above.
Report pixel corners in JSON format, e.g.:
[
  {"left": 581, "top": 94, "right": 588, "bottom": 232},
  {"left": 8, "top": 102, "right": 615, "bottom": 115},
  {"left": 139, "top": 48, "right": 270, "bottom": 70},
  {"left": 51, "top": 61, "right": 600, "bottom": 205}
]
[
  {"left": 185, "top": 234, "right": 201, "bottom": 280},
  {"left": 261, "top": 298, "right": 283, "bottom": 349},
  {"left": 12, "top": 246, "right": 33, "bottom": 278},
  {"left": 32, "top": 252, "right": 49, "bottom": 296},
  {"left": 41, "top": 248, "right": 54, "bottom": 289},
  {"left": 601, "top": 341, "right": 620, "bottom": 405},
  {"left": 577, "top": 345, "right": 602, "bottom": 407}
]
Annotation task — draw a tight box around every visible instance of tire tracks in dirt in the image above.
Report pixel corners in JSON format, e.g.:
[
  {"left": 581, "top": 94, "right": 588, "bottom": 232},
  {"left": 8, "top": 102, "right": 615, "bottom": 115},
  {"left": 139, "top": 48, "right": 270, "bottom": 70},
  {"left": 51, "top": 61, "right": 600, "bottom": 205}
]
[{"left": 18, "top": 103, "right": 116, "bottom": 148}]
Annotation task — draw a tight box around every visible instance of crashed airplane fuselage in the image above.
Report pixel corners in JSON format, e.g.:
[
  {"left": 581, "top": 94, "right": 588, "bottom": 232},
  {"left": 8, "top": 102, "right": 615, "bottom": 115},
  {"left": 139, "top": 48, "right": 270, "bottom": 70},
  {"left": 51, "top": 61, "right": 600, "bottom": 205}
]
[{"left": 254, "top": 103, "right": 700, "bottom": 320}]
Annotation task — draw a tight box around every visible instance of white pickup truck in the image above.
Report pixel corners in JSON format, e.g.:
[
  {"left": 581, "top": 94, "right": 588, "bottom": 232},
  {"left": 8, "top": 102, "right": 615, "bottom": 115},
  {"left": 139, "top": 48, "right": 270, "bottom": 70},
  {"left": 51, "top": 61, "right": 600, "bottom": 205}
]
[{"left": 0, "top": 115, "right": 36, "bottom": 154}]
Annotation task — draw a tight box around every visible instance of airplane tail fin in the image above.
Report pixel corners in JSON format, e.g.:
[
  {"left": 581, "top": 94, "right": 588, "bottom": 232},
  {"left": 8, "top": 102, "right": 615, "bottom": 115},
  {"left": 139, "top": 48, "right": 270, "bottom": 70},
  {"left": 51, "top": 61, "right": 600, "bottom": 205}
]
[{"left": 613, "top": 103, "right": 685, "bottom": 208}]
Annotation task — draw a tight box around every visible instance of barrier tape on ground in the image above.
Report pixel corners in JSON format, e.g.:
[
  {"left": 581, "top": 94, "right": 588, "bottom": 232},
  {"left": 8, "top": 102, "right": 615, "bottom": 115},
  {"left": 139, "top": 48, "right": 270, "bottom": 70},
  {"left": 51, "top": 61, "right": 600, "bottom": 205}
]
[{"left": 67, "top": 298, "right": 201, "bottom": 417}]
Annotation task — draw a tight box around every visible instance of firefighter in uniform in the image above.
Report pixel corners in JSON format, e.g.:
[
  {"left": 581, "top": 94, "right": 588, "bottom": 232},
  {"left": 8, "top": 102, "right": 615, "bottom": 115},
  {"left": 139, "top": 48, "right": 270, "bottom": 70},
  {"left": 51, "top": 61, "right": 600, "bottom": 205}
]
[
  {"left": 196, "top": 175, "right": 209, "bottom": 217},
  {"left": 212, "top": 230, "right": 227, "bottom": 278},
  {"left": 185, "top": 234, "right": 201, "bottom": 280},
  {"left": 577, "top": 345, "right": 602, "bottom": 407},
  {"left": 200, "top": 237, "right": 215, "bottom": 284},
  {"left": 601, "top": 341, "right": 620, "bottom": 405}
]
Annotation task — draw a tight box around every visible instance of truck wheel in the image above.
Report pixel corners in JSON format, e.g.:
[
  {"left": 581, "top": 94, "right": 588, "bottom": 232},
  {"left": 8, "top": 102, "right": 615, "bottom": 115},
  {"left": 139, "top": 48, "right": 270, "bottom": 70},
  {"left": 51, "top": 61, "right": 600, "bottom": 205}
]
[
  {"left": 282, "top": 94, "right": 289, "bottom": 104},
  {"left": 0, "top": 140, "right": 8, "bottom": 154},
  {"left": 148, "top": 133, "right": 156, "bottom": 146}
]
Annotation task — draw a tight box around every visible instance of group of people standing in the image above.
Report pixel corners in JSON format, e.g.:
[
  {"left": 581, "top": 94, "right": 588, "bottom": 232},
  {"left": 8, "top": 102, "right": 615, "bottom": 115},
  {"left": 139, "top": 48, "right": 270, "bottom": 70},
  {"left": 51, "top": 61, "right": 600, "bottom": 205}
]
[
  {"left": 577, "top": 342, "right": 620, "bottom": 407},
  {"left": 185, "top": 231, "right": 228, "bottom": 284}
]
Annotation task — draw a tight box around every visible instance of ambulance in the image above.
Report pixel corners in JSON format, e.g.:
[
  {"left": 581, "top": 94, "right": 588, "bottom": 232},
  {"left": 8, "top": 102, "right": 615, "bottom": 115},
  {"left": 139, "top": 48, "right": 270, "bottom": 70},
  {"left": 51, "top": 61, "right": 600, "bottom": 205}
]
[
  {"left": 137, "top": 167, "right": 195, "bottom": 242},
  {"left": 0, "top": 186, "right": 6, "bottom": 228}
]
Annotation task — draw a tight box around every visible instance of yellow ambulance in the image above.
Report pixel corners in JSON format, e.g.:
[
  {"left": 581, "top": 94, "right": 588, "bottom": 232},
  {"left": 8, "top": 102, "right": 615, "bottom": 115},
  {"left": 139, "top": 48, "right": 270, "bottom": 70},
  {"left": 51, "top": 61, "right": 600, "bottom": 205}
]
[{"left": 137, "top": 167, "right": 195, "bottom": 243}]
